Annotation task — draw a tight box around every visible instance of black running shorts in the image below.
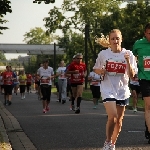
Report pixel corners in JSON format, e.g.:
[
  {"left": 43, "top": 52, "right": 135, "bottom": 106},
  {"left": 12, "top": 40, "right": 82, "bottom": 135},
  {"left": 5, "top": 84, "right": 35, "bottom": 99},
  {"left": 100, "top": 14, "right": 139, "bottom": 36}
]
[{"left": 139, "top": 79, "right": 150, "bottom": 97}]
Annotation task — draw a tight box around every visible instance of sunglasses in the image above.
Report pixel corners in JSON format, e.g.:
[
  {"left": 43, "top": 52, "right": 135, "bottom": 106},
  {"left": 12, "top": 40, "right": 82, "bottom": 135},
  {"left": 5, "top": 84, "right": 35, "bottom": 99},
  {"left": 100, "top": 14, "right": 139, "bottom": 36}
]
[{"left": 77, "top": 58, "right": 83, "bottom": 59}]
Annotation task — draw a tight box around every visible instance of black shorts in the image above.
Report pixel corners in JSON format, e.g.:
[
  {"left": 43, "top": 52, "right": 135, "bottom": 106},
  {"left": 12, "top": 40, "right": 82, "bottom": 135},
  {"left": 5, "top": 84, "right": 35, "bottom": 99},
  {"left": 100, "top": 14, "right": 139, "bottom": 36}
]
[
  {"left": 90, "top": 85, "right": 100, "bottom": 99},
  {"left": 130, "top": 84, "right": 140, "bottom": 94},
  {"left": 4, "top": 85, "right": 13, "bottom": 95},
  {"left": 103, "top": 98, "right": 129, "bottom": 106},
  {"left": 71, "top": 83, "right": 83, "bottom": 87},
  {"left": 40, "top": 85, "right": 51, "bottom": 101},
  {"left": 19, "top": 85, "right": 26, "bottom": 93},
  {"left": 139, "top": 79, "right": 150, "bottom": 97},
  {"left": 26, "top": 83, "right": 31, "bottom": 86},
  {"left": 35, "top": 81, "right": 40, "bottom": 86}
]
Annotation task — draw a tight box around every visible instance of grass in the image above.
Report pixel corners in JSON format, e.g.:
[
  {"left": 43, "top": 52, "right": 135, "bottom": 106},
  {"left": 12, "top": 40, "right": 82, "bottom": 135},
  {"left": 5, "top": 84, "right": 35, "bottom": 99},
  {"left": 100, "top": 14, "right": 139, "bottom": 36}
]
[{"left": 51, "top": 87, "right": 145, "bottom": 108}]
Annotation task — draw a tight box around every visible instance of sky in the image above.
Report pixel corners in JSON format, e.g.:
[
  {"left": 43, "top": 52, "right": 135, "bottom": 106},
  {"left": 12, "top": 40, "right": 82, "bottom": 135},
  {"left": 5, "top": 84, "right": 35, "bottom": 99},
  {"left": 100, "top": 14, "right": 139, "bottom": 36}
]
[{"left": 0, "top": 0, "right": 64, "bottom": 60}]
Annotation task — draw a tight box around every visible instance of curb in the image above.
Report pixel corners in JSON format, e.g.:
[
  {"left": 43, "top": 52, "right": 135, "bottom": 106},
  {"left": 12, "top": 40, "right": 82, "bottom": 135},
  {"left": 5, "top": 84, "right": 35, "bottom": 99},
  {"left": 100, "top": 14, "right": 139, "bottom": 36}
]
[{"left": 0, "top": 101, "right": 37, "bottom": 150}]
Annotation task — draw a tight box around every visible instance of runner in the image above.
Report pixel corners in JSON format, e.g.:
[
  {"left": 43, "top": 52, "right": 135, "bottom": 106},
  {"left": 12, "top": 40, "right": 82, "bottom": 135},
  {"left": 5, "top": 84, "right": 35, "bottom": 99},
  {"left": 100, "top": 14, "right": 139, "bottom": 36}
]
[
  {"left": 2, "top": 66, "right": 16, "bottom": 105},
  {"left": 94, "top": 29, "right": 137, "bottom": 150},
  {"left": 132, "top": 22, "right": 150, "bottom": 143},
  {"left": 88, "top": 70, "right": 101, "bottom": 109},
  {"left": 26, "top": 72, "right": 32, "bottom": 93},
  {"left": 13, "top": 72, "right": 19, "bottom": 95},
  {"left": 19, "top": 70, "right": 27, "bottom": 100},
  {"left": 56, "top": 60, "right": 67, "bottom": 104},
  {"left": 66, "top": 53, "right": 87, "bottom": 114},
  {"left": 37, "top": 60, "right": 54, "bottom": 113},
  {"left": 129, "top": 72, "right": 140, "bottom": 113}
]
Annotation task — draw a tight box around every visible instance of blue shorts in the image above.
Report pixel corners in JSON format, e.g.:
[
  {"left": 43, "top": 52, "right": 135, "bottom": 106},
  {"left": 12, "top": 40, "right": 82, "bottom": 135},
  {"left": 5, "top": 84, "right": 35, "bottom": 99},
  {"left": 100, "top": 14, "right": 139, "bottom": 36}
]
[{"left": 103, "top": 98, "right": 129, "bottom": 106}]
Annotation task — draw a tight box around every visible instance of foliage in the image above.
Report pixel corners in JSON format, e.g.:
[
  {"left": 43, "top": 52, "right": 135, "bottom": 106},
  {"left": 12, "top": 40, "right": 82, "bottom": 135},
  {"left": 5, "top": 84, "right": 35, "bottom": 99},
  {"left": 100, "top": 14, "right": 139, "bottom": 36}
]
[
  {"left": 44, "top": 0, "right": 121, "bottom": 34},
  {"left": 0, "top": 0, "right": 12, "bottom": 34},
  {"left": 23, "top": 27, "right": 58, "bottom": 73},
  {"left": 43, "top": 0, "right": 150, "bottom": 66}
]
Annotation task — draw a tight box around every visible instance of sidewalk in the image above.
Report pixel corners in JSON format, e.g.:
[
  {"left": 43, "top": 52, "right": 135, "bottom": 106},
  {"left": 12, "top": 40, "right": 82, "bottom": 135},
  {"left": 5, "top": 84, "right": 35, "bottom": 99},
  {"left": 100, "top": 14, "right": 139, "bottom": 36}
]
[{"left": 0, "top": 100, "right": 37, "bottom": 150}]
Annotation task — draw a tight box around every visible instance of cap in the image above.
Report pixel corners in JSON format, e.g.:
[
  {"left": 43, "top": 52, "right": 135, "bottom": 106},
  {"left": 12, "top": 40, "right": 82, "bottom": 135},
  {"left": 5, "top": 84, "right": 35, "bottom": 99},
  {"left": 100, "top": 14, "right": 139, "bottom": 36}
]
[{"left": 73, "top": 55, "right": 76, "bottom": 59}]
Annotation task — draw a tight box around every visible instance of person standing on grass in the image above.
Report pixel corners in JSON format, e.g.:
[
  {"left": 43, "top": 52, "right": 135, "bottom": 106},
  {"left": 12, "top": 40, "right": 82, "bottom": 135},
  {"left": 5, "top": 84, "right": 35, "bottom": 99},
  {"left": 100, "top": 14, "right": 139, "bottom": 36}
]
[
  {"left": 132, "top": 22, "right": 150, "bottom": 143},
  {"left": 37, "top": 60, "right": 54, "bottom": 113},
  {"left": 66, "top": 53, "right": 87, "bottom": 114},
  {"left": 88, "top": 70, "right": 101, "bottom": 109},
  {"left": 93, "top": 29, "right": 137, "bottom": 150},
  {"left": 19, "top": 70, "right": 27, "bottom": 100}
]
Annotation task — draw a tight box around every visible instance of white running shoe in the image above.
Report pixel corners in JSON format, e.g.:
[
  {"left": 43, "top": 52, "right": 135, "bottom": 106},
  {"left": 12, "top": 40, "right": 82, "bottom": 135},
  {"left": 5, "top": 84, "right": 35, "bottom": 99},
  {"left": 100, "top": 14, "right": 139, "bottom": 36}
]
[
  {"left": 133, "top": 108, "right": 137, "bottom": 112},
  {"left": 102, "top": 141, "right": 112, "bottom": 150},
  {"left": 111, "top": 144, "right": 115, "bottom": 150}
]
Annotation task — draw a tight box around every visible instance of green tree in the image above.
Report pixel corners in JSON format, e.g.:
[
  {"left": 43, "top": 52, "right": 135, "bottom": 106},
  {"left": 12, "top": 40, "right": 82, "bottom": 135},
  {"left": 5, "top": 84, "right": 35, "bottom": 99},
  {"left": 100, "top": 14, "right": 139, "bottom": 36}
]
[
  {"left": 23, "top": 27, "right": 55, "bottom": 44},
  {"left": 0, "top": 51, "right": 6, "bottom": 66},
  {"left": 0, "top": 0, "right": 12, "bottom": 34},
  {"left": 23, "top": 27, "right": 58, "bottom": 73}
]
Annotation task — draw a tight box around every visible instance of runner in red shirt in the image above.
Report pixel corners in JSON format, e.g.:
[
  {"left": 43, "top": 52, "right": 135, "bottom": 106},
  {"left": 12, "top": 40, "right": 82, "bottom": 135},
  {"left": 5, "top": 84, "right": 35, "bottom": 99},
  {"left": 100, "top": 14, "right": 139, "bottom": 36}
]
[
  {"left": 26, "top": 72, "right": 32, "bottom": 93},
  {"left": 66, "top": 53, "right": 87, "bottom": 114},
  {"left": 2, "top": 66, "right": 15, "bottom": 105}
]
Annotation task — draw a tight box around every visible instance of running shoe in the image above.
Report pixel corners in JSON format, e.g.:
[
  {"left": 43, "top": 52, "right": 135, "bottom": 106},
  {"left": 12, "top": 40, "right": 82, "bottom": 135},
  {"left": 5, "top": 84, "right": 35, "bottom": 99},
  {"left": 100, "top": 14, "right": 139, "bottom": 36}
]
[
  {"left": 102, "top": 141, "right": 112, "bottom": 150},
  {"left": 43, "top": 109, "right": 47, "bottom": 113},
  {"left": 62, "top": 100, "right": 66, "bottom": 104},
  {"left": 133, "top": 108, "right": 137, "bottom": 112},
  {"left": 93, "top": 105, "right": 97, "bottom": 109},
  {"left": 75, "top": 107, "right": 80, "bottom": 114},
  {"left": 46, "top": 106, "right": 50, "bottom": 111},
  {"left": 70, "top": 105, "right": 75, "bottom": 111},
  {"left": 8, "top": 101, "right": 12, "bottom": 105},
  {"left": 24, "top": 95, "right": 25, "bottom": 99},
  {"left": 111, "top": 144, "right": 115, "bottom": 150}
]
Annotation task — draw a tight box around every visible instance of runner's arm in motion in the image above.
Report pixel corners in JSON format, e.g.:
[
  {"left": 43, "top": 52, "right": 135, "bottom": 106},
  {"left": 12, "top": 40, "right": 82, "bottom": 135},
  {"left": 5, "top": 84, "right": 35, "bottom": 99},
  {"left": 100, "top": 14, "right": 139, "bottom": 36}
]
[{"left": 124, "top": 52, "right": 135, "bottom": 78}]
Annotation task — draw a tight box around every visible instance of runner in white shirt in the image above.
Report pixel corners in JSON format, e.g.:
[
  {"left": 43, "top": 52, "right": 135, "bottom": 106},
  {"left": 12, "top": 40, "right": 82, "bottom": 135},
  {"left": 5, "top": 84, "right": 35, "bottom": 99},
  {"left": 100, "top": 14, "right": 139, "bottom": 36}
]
[
  {"left": 37, "top": 60, "right": 54, "bottom": 113},
  {"left": 88, "top": 71, "right": 101, "bottom": 109},
  {"left": 129, "top": 69, "right": 140, "bottom": 112},
  {"left": 56, "top": 60, "right": 67, "bottom": 104},
  {"left": 93, "top": 29, "right": 137, "bottom": 150}
]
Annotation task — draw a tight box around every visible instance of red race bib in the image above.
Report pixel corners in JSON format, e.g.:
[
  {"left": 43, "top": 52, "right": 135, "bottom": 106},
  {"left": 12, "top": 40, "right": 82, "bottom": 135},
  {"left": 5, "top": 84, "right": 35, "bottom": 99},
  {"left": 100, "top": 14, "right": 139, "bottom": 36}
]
[
  {"left": 106, "top": 60, "right": 126, "bottom": 76},
  {"left": 143, "top": 56, "right": 150, "bottom": 71}
]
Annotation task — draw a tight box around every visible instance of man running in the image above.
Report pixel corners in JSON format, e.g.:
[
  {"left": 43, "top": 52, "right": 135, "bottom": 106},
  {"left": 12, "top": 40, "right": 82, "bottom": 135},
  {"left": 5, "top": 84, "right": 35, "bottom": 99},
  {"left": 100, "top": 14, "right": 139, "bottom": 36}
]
[
  {"left": 66, "top": 53, "right": 87, "bottom": 114},
  {"left": 2, "top": 66, "right": 16, "bottom": 105},
  {"left": 132, "top": 22, "right": 150, "bottom": 143}
]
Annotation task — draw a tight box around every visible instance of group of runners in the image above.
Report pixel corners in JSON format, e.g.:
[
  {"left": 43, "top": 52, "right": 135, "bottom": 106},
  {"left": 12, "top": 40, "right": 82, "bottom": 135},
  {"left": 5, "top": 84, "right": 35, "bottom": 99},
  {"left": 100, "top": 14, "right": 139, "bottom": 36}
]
[{"left": 0, "top": 67, "right": 35, "bottom": 105}]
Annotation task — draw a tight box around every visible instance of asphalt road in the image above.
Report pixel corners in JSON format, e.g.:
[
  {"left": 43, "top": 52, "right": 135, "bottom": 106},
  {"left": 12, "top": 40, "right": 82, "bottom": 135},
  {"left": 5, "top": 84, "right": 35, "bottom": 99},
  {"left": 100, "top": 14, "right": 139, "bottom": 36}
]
[{"left": 0, "top": 91, "right": 150, "bottom": 150}]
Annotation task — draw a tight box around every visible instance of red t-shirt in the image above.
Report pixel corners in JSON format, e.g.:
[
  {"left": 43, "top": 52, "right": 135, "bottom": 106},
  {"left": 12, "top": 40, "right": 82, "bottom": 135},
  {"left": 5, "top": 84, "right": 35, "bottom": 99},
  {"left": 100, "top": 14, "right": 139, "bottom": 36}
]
[
  {"left": 3, "top": 71, "right": 13, "bottom": 85},
  {"left": 26, "top": 74, "right": 32, "bottom": 84},
  {"left": 67, "top": 62, "right": 86, "bottom": 83}
]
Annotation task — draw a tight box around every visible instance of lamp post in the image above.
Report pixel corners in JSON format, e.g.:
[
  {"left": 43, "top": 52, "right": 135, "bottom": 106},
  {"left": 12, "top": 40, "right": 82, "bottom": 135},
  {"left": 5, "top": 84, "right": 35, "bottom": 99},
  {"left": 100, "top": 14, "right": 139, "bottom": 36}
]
[{"left": 84, "top": 24, "right": 89, "bottom": 90}]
